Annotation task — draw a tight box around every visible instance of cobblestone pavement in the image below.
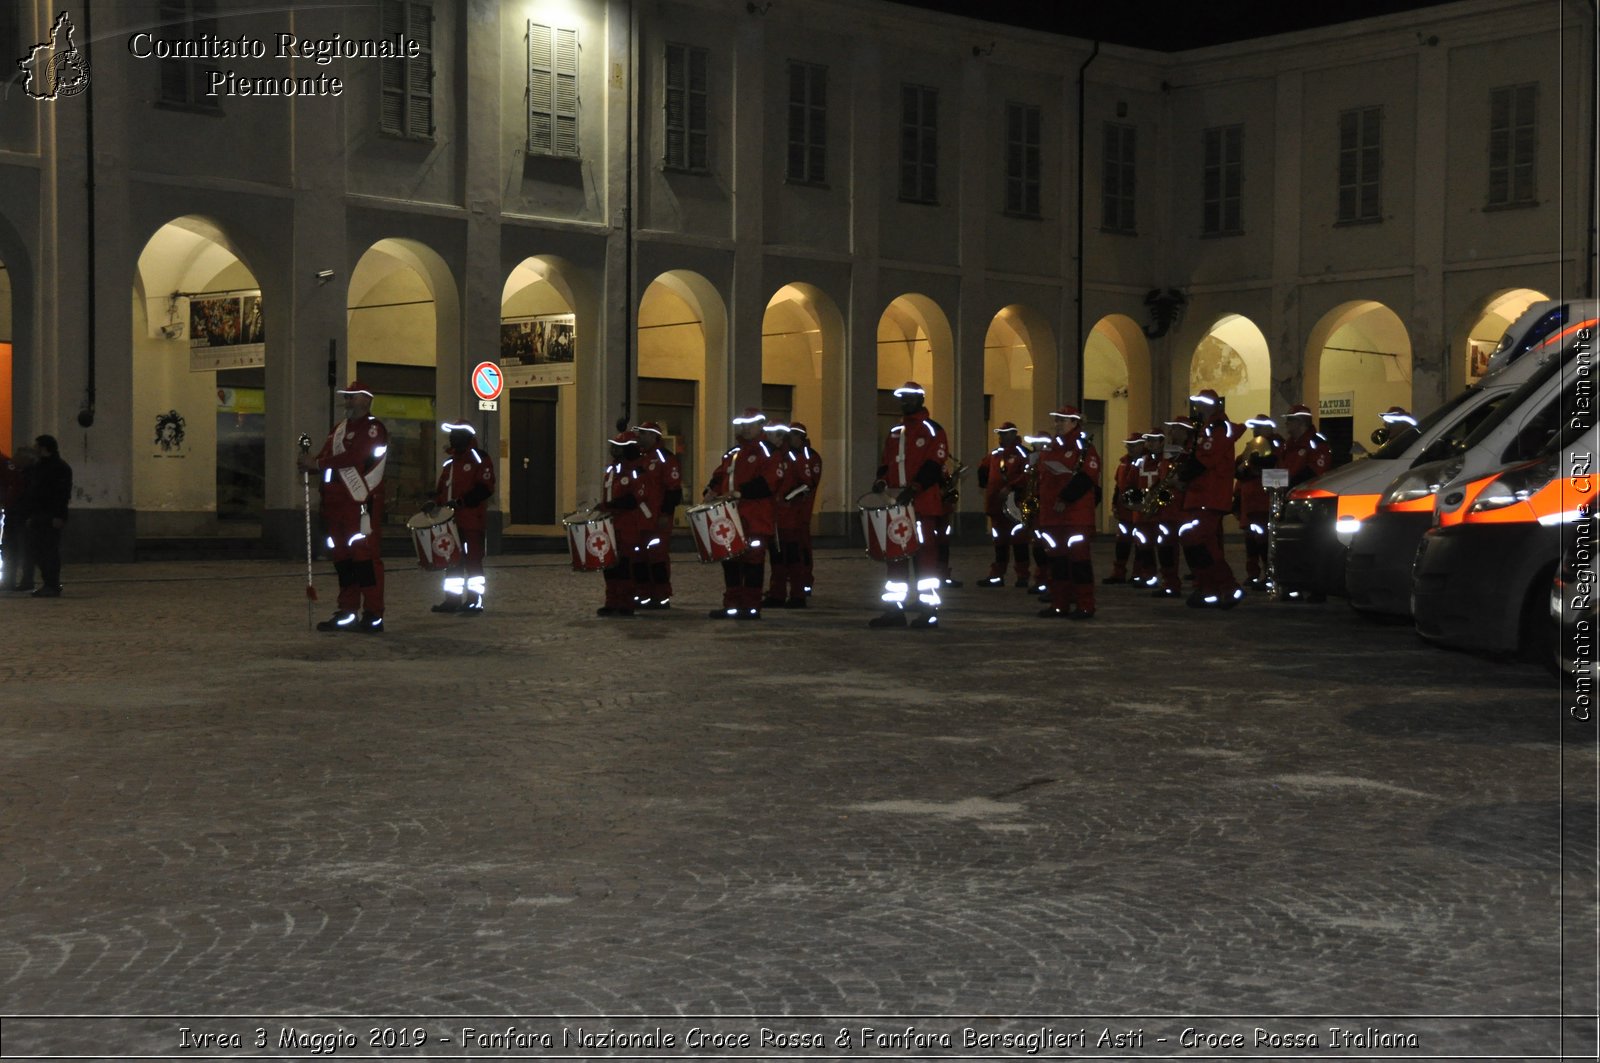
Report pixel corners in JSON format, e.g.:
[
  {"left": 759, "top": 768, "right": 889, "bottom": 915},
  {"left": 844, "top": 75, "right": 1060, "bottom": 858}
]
[{"left": 0, "top": 542, "right": 1595, "bottom": 1061}]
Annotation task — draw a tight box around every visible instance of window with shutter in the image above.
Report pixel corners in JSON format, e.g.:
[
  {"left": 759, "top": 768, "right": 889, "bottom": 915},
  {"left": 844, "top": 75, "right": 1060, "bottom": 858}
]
[
  {"left": 1101, "top": 122, "right": 1136, "bottom": 233},
  {"left": 1201, "top": 125, "right": 1242, "bottom": 235},
  {"left": 899, "top": 85, "right": 938, "bottom": 204},
  {"left": 381, "top": 0, "right": 434, "bottom": 140},
  {"left": 786, "top": 62, "right": 827, "bottom": 185},
  {"left": 665, "top": 42, "right": 710, "bottom": 173},
  {"left": 155, "top": 0, "right": 221, "bottom": 110},
  {"left": 528, "top": 22, "right": 580, "bottom": 157},
  {"left": 1004, "top": 101, "right": 1041, "bottom": 217},
  {"left": 1336, "top": 106, "right": 1381, "bottom": 223},
  {"left": 1487, "top": 83, "right": 1537, "bottom": 207}
]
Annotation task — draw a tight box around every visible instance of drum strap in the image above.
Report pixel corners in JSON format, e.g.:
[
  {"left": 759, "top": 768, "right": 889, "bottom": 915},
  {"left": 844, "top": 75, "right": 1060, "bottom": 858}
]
[{"left": 330, "top": 419, "right": 387, "bottom": 505}]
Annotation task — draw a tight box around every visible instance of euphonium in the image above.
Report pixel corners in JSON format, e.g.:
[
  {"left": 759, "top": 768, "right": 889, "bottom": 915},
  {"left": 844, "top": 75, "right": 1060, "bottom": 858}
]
[{"left": 1018, "top": 460, "right": 1041, "bottom": 525}]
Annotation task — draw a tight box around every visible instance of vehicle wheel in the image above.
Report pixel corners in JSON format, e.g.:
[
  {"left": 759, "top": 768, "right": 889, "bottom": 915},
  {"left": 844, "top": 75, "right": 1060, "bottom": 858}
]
[{"left": 1518, "top": 562, "right": 1560, "bottom": 675}]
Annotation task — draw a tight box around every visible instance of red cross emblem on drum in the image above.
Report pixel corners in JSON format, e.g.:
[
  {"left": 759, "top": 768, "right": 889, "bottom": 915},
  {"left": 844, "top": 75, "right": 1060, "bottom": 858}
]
[
  {"left": 886, "top": 512, "right": 915, "bottom": 546},
  {"left": 432, "top": 528, "right": 457, "bottom": 560},
  {"left": 711, "top": 515, "right": 738, "bottom": 547}
]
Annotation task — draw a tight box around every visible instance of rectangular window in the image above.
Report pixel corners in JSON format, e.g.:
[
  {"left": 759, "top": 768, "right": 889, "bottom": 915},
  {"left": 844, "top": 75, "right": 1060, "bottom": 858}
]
[
  {"left": 1202, "top": 125, "right": 1243, "bottom": 235},
  {"left": 664, "top": 42, "right": 710, "bottom": 172},
  {"left": 1005, "top": 102, "right": 1042, "bottom": 217},
  {"left": 528, "top": 22, "right": 579, "bottom": 157},
  {"left": 157, "top": 0, "right": 220, "bottom": 109},
  {"left": 899, "top": 84, "right": 938, "bottom": 204},
  {"left": 786, "top": 61, "right": 827, "bottom": 185},
  {"left": 380, "top": 0, "right": 434, "bottom": 139},
  {"left": 1337, "top": 106, "right": 1382, "bottom": 223},
  {"left": 1488, "top": 83, "right": 1537, "bottom": 206},
  {"left": 1102, "top": 122, "right": 1136, "bottom": 232}
]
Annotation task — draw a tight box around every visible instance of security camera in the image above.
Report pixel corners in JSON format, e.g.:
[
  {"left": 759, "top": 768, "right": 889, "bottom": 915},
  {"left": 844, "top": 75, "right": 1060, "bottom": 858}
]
[
  {"left": 315, "top": 269, "right": 336, "bottom": 282},
  {"left": 159, "top": 323, "right": 184, "bottom": 339}
]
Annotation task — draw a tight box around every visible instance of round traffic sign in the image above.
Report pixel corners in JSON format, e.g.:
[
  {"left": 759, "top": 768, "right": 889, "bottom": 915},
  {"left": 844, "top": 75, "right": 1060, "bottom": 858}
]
[{"left": 471, "top": 361, "right": 504, "bottom": 401}]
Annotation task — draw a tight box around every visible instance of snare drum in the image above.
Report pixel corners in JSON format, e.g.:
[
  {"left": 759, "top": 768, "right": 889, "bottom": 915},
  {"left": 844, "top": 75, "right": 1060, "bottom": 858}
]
[
  {"left": 406, "top": 507, "right": 461, "bottom": 570},
  {"left": 562, "top": 509, "right": 618, "bottom": 572},
  {"left": 686, "top": 498, "right": 748, "bottom": 563},
  {"left": 858, "top": 492, "right": 921, "bottom": 562}
]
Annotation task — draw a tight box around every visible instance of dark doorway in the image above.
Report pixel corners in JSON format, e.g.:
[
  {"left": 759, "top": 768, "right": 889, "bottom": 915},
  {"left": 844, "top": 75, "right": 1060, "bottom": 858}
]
[
  {"left": 1321, "top": 416, "right": 1354, "bottom": 466},
  {"left": 511, "top": 388, "right": 558, "bottom": 524},
  {"left": 638, "top": 377, "right": 697, "bottom": 511}
]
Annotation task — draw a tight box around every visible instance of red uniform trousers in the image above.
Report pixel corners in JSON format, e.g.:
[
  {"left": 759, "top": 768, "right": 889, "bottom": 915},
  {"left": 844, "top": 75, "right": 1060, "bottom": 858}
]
[
  {"left": 1179, "top": 508, "right": 1239, "bottom": 597},
  {"left": 1153, "top": 505, "right": 1183, "bottom": 593},
  {"left": 637, "top": 517, "right": 675, "bottom": 606},
  {"left": 768, "top": 520, "right": 812, "bottom": 602},
  {"left": 605, "top": 519, "right": 650, "bottom": 611},
  {"left": 1038, "top": 523, "right": 1095, "bottom": 613},
  {"left": 883, "top": 516, "right": 944, "bottom": 613},
  {"left": 987, "top": 510, "right": 1029, "bottom": 582},
  {"left": 325, "top": 507, "right": 385, "bottom": 617},
  {"left": 721, "top": 504, "right": 772, "bottom": 611}
]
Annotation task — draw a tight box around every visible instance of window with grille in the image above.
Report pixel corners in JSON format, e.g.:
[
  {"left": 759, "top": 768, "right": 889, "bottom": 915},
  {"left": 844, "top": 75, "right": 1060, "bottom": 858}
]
[
  {"left": 786, "top": 61, "right": 827, "bottom": 185},
  {"left": 1488, "top": 84, "right": 1537, "bottom": 207},
  {"left": 528, "top": 22, "right": 578, "bottom": 157},
  {"left": 1337, "top": 106, "right": 1381, "bottom": 223},
  {"left": 1005, "top": 102, "right": 1041, "bottom": 217},
  {"left": 1102, "top": 122, "right": 1136, "bottom": 232},
  {"left": 380, "top": 0, "right": 434, "bottom": 140},
  {"left": 899, "top": 84, "right": 938, "bottom": 204},
  {"left": 156, "top": 0, "right": 220, "bottom": 109},
  {"left": 664, "top": 42, "right": 709, "bottom": 172},
  {"left": 1202, "top": 125, "right": 1242, "bottom": 235}
]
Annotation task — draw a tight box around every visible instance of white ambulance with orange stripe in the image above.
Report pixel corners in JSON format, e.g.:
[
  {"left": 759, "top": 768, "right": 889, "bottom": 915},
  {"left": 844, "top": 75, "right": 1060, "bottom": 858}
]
[{"left": 1275, "top": 300, "right": 1598, "bottom": 601}]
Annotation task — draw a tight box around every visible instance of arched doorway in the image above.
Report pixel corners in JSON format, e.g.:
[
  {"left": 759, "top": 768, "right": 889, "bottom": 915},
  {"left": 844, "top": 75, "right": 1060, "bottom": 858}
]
[
  {"left": 876, "top": 294, "right": 956, "bottom": 444},
  {"left": 983, "top": 306, "right": 1043, "bottom": 437},
  {"left": 637, "top": 271, "right": 727, "bottom": 507},
  {"left": 132, "top": 217, "right": 267, "bottom": 537},
  {"left": 1461, "top": 288, "right": 1549, "bottom": 389},
  {"left": 762, "top": 283, "right": 844, "bottom": 522},
  {"left": 347, "top": 239, "right": 456, "bottom": 534},
  {"left": 1188, "top": 314, "right": 1272, "bottom": 426},
  {"left": 1306, "top": 302, "right": 1413, "bottom": 464},
  {"left": 502, "top": 257, "right": 581, "bottom": 528},
  {"left": 1084, "top": 314, "right": 1153, "bottom": 531}
]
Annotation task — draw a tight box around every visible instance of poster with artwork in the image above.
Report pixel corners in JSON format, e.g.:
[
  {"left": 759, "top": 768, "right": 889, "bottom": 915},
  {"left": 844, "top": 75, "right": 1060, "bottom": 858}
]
[
  {"left": 189, "top": 292, "right": 266, "bottom": 371},
  {"left": 501, "top": 313, "right": 576, "bottom": 386},
  {"left": 1467, "top": 341, "right": 1492, "bottom": 382}
]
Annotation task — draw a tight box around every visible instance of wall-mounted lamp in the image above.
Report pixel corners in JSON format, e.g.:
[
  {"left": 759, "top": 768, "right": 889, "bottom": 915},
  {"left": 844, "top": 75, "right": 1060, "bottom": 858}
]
[
  {"left": 315, "top": 269, "right": 336, "bottom": 283},
  {"left": 972, "top": 41, "right": 995, "bottom": 58}
]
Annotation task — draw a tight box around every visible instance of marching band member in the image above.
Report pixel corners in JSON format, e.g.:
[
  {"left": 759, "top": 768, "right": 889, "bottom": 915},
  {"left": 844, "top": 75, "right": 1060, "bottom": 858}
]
[
  {"left": 1149, "top": 421, "right": 1190, "bottom": 598},
  {"left": 767, "top": 422, "right": 823, "bottom": 608},
  {"left": 1278, "top": 404, "right": 1334, "bottom": 486},
  {"left": 428, "top": 422, "right": 496, "bottom": 613},
  {"left": 631, "top": 420, "right": 682, "bottom": 609},
  {"left": 1126, "top": 429, "right": 1165, "bottom": 589},
  {"left": 977, "top": 422, "right": 1031, "bottom": 588},
  {"left": 1234, "top": 414, "right": 1280, "bottom": 591},
  {"left": 1103, "top": 432, "right": 1144, "bottom": 584},
  {"left": 298, "top": 381, "right": 389, "bottom": 633},
  {"left": 869, "top": 382, "right": 950, "bottom": 629},
  {"left": 704, "top": 408, "right": 781, "bottom": 619},
  {"left": 1033, "top": 406, "right": 1101, "bottom": 619},
  {"left": 596, "top": 430, "right": 659, "bottom": 617},
  {"left": 1177, "top": 388, "right": 1245, "bottom": 609}
]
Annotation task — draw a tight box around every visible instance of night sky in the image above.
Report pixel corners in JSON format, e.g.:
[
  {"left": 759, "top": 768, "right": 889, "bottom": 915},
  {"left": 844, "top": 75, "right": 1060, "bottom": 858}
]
[{"left": 888, "top": 0, "right": 1466, "bottom": 51}]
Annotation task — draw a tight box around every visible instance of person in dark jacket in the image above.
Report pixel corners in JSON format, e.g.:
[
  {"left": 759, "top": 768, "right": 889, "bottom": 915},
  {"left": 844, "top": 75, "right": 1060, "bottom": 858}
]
[
  {"left": 24, "top": 435, "right": 72, "bottom": 597},
  {"left": 1, "top": 444, "right": 34, "bottom": 592}
]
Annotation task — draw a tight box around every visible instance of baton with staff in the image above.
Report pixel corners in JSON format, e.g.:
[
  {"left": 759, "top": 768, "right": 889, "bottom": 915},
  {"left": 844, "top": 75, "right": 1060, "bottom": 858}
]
[{"left": 298, "top": 433, "right": 317, "bottom": 627}]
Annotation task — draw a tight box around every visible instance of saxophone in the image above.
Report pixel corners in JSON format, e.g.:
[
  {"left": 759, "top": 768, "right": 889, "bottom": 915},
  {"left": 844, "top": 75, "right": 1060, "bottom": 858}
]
[
  {"left": 1018, "top": 457, "right": 1041, "bottom": 525},
  {"left": 1139, "top": 446, "right": 1186, "bottom": 517}
]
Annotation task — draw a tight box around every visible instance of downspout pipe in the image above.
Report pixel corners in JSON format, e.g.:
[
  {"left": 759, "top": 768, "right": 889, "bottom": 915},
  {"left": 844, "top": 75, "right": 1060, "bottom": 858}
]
[
  {"left": 1074, "top": 39, "right": 1100, "bottom": 407},
  {"left": 1586, "top": 0, "right": 1597, "bottom": 297},
  {"left": 77, "top": 1, "right": 96, "bottom": 429},
  {"left": 622, "top": 0, "right": 636, "bottom": 425}
]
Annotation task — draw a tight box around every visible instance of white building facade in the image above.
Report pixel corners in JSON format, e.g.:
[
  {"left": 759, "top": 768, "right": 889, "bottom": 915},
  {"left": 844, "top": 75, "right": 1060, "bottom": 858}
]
[{"left": 0, "top": 0, "right": 1592, "bottom": 558}]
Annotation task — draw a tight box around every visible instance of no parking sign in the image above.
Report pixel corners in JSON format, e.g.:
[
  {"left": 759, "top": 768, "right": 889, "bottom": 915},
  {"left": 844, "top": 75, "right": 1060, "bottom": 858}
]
[{"left": 472, "top": 361, "right": 503, "bottom": 410}]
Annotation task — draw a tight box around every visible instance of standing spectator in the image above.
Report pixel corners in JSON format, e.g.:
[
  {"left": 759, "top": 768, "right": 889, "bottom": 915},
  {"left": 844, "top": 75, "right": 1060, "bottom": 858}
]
[
  {"left": 429, "top": 422, "right": 496, "bottom": 614},
  {"left": 869, "top": 382, "right": 950, "bottom": 629},
  {"left": 298, "top": 381, "right": 389, "bottom": 632},
  {"left": 1, "top": 445, "right": 33, "bottom": 592},
  {"left": 632, "top": 420, "right": 683, "bottom": 610},
  {"left": 704, "top": 409, "right": 781, "bottom": 619},
  {"left": 1034, "top": 407, "right": 1101, "bottom": 619},
  {"left": 977, "top": 423, "right": 1032, "bottom": 588},
  {"left": 24, "top": 435, "right": 73, "bottom": 598}
]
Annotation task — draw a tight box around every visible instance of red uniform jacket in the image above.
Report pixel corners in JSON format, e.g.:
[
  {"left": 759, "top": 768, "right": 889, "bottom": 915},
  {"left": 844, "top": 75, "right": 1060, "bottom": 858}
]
[
  {"left": 979, "top": 442, "right": 1030, "bottom": 518},
  {"left": 1279, "top": 431, "right": 1333, "bottom": 487},
  {"left": 602, "top": 456, "right": 660, "bottom": 540},
  {"left": 1034, "top": 432, "right": 1101, "bottom": 528},
  {"left": 433, "top": 445, "right": 496, "bottom": 531},
  {"left": 1181, "top": 418, "right": 1243, "bottom": 512},
  {"left": 317, "top": 415, "right": 389, "bottom": 530},
  {"left": 1111, "top": 452, "right": 1140, "bottom": 521},
  {"left": 1234, "top": 435, "right": 1281, "bottom": 515},
  {"left": 877, "top": 409, "right": 949, "bottom": 519},
  {"left": 708, "top": 440, "right": 781, "bottom": 537},
  {"left": 775, "top": 445, "right": 823, "bottom": 529},
  {"left": 643, "top": 444, "right": 684, "bottom": 525}
]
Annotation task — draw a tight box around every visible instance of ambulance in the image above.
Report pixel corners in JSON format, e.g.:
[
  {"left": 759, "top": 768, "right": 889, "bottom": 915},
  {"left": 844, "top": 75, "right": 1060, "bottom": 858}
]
[
  {"left": 1346, "top": 324, "right": 1595, "bottom": 615},
  {"left": 1274, "top": 299, "right": 1598, "bottom": 601}
]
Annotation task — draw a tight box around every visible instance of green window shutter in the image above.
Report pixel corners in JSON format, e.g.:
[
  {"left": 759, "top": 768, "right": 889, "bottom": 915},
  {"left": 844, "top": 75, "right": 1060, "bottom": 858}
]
[{"left": 528, "top": 21, "right": 554, "bottom": 153}]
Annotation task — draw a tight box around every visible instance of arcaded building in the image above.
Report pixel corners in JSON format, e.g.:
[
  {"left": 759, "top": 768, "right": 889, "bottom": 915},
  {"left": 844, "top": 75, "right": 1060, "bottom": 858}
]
[{"left": 0, "top": 0, "right": 1591, "bottom": 558}]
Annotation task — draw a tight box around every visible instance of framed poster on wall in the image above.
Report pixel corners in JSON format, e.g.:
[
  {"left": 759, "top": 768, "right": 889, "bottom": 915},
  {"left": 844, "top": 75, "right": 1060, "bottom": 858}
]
[
  {"left": 189, "top": 293, "right": 265, "bottom": 371},
  {"left": 501, "top": 313, "right": 576, "bottom": 386}
]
